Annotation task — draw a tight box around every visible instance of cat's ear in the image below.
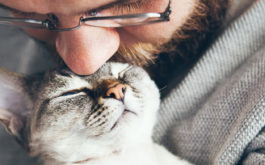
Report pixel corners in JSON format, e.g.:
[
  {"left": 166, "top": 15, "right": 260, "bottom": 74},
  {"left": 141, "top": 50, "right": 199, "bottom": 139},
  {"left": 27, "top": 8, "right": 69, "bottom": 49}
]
[
  {"left": 0, "top": 68, "right": 32, "bottom": 141},
  {"left": 0, "top": 108, "right": 24, "bottom": 137}
]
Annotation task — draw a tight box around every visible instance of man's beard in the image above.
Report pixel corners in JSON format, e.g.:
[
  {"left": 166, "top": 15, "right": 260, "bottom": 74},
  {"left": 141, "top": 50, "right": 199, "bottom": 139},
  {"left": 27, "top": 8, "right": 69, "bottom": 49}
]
[{"left": 111, "top": 0, "right": 229, "bottom": 89}]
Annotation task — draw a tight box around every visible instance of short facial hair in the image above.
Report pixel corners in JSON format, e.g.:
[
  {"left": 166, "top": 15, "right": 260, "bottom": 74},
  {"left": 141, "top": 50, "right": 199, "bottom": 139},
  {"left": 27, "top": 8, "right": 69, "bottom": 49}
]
[{"left": 110, "top": 0, "right": 230, "bottom": 89}]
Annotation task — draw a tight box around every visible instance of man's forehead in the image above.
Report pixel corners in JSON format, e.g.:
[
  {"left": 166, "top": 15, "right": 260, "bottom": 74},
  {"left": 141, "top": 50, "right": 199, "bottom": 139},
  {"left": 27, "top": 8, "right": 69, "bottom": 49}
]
[{"left": 0, "top": 0, "right": 123, "bottom": 14}]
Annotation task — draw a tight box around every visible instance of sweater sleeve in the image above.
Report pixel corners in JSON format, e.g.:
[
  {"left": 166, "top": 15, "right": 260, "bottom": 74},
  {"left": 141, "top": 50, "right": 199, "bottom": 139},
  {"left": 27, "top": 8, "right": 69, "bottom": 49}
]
[{"left": 240, "top": 127, "right": 265, "bottom": 165}]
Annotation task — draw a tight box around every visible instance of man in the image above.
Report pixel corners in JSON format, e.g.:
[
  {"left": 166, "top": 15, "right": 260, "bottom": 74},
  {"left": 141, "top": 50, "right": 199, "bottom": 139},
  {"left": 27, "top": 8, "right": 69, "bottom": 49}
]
[
  {"left": 0, "top": 0, "right": 199, "bottom": 75},
  {"left": 0, "top": 0, "right": 264, "bottom": 164}
]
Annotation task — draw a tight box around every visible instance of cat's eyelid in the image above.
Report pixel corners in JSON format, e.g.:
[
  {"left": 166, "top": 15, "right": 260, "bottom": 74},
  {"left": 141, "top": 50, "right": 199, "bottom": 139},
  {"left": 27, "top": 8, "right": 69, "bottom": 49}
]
[
  {"left": 59, "top": 88, "right": 94, "bottom": 97},
  {"left": 60, "top": 89, "right": 84, "bottom": 97}
]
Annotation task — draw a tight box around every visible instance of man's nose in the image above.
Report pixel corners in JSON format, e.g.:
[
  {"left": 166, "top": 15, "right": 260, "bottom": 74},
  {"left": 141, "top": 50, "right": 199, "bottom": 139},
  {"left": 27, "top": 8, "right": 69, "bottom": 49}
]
[
  {"left": 55, "top": 16, "right": 120, "bottom": 75},
  {"left": 106, "top": 83, "right": 126, "bottom": 101}
]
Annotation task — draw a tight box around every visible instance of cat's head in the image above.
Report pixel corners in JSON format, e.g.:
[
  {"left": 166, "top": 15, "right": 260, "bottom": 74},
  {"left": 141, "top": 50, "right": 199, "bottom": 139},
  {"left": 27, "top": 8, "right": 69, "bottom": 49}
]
[{"left": 0, "top": 62, "right": 160, "bottom": 163}]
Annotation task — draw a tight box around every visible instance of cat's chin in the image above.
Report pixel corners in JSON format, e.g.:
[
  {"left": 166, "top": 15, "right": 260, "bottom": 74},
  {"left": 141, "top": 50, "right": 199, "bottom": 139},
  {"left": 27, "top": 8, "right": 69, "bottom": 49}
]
[{"left": 110, "top": 109, "right": 137, "bottom": 131}]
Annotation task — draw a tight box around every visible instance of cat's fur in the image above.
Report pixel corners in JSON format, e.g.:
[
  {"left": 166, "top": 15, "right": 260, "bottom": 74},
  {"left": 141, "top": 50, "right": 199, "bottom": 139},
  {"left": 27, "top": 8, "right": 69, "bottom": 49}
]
[{"left": 0, "top": 62, "right": 191, "bottom": 165}]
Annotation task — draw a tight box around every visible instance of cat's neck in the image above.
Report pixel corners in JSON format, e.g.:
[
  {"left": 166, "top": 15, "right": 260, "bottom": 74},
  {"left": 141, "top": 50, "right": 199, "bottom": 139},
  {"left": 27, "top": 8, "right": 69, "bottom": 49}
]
[
  {"left": 66, "top": 142, "right": 189, "bottom": 165},
  {"left": 67, "top": 141, "right": 158, "bottom": 165},
  {"left": 44, "top": 140, "right": 191, "bottom": 165},
  {"left": 46, "top": 141, "right": 160, "bottom": 165}
]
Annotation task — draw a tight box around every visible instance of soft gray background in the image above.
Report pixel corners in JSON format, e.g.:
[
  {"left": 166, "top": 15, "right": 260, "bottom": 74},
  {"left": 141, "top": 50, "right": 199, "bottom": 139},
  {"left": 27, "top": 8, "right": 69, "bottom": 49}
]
[{"left": 0, "top": 9, "right": 54, "bottom": 165}]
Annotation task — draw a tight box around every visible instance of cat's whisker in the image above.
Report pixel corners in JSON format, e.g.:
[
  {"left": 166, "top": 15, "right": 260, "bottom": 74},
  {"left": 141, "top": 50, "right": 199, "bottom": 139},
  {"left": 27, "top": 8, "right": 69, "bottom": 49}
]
[{"left": 159, "top": 85, "right": 168, "bottom": 92}]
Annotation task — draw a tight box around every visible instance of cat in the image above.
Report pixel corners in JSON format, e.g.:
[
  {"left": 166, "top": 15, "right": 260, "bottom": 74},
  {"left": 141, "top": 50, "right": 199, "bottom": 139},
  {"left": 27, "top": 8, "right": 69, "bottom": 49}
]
[{"left": 0, "top": 62, "right": 192, "bottom": 165}]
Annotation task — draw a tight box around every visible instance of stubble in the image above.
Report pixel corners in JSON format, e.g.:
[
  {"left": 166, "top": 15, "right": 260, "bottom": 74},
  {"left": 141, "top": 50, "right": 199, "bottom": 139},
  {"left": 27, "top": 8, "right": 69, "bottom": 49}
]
[{"left": 111, "top": 0, "right": 230, "bottom": 89}]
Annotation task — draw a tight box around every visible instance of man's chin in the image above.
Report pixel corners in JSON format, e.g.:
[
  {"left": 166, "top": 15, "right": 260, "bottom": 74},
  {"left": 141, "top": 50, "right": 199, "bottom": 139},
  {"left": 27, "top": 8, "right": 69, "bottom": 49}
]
[{"left": 111, "top": 42, "right": 161, "bottom": 67}]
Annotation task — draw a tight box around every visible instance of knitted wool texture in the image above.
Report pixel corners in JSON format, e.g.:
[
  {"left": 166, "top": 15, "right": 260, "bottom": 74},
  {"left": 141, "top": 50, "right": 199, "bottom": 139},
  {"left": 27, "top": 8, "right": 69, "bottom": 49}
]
[{"left": 154, "top": 1, "right": 265, "bottom": 164}]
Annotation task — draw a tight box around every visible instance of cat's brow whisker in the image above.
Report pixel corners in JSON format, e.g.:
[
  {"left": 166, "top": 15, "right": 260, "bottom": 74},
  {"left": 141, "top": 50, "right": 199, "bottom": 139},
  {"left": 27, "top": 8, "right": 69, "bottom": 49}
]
[
  {"left": 159, "top": 85, "right": 167, "bottom": 92},
  {"left": 57, "top": 69, "right": 72, "bottom": 78},
  {"left": 118, "top": 65, "right": 134, "bottom": 78}
]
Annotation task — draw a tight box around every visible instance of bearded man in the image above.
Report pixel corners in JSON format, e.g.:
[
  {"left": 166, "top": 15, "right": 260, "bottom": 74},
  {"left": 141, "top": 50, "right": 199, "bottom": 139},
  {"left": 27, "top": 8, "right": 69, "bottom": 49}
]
[{"left": 0, "top": 0, "right": 264, "bottom": 164}]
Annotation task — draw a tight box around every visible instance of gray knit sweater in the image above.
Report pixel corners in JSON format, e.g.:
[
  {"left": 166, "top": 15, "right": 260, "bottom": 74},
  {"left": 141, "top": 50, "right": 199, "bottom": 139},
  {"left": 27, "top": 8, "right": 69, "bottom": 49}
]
[
  {"left": 154, "top": 1, "right": 265, "bottom": 164},
  {"left": 0, "top": 1, "right": 264, "bottom": 165}
]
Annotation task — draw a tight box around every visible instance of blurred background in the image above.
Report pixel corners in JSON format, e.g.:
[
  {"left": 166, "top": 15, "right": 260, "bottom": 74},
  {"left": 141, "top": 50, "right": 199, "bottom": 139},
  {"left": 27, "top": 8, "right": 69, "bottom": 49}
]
[{"left": 0, "top": 8, "right": 53, "bottom": 165}]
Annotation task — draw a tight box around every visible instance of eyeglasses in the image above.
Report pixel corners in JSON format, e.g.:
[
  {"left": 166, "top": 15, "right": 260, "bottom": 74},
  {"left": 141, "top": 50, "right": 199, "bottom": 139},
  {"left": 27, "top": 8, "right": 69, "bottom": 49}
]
[{"left": 0, "top": 1, "right": 171, "bottom": 32}]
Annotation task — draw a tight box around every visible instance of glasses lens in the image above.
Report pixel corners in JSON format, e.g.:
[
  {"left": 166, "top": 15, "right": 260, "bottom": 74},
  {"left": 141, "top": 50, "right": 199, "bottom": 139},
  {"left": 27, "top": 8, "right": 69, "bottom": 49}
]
[
  {"left": 83, "top": 13, "right": 163, "bottom": 28},
  {"left": 0, "top": 18, "right": 44, "bottom": 28},
  {"left": 0, "top": 6, "right": 10, "bottom": 16},
  {"left": 0, "top": 8, "right": 43, "bottom": 29}
]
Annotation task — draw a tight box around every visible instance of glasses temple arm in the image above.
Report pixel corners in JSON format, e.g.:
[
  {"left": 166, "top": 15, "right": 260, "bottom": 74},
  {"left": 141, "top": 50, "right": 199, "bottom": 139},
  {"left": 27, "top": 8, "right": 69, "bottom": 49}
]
[{"left": 160, "top": 0, "right": 171, "bottom": 21}]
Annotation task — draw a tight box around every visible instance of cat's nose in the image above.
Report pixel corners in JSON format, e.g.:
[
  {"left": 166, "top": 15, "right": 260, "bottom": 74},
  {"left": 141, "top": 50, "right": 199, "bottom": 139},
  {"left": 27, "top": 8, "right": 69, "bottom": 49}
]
[{"left": 106, "top": 83, "right": 126, "bottom": 101}]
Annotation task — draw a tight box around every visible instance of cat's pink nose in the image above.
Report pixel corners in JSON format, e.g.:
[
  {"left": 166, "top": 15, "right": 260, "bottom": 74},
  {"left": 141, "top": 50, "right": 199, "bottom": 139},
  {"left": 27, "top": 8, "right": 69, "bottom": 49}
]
[{"left": 106, "top": 83, "right": 126, "bottom": 101}]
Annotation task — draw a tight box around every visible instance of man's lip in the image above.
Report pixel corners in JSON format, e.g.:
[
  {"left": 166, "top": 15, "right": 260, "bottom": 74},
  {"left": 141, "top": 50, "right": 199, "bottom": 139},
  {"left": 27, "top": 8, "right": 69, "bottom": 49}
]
[{"left": 110, "top": 109, "right": 137, "bottom": 131}]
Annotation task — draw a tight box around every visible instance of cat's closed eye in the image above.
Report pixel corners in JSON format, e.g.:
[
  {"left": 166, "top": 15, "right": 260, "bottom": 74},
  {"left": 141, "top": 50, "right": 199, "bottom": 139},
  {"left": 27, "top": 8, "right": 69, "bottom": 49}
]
[{"left": 60, "top": 88, "right": 94, "bottom": 97}]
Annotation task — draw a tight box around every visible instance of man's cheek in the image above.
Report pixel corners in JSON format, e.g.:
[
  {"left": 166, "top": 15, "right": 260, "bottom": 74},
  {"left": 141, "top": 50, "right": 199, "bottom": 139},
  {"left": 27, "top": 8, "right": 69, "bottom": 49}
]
[
  {"left": 121, "top": 23, "right": 176, "bottom": 44},
  {"left": 120, "top": 0, "right": 197, "bottom": 43},
  {"left": 24, "top": 29, "right": 56, "bottom": 43}
]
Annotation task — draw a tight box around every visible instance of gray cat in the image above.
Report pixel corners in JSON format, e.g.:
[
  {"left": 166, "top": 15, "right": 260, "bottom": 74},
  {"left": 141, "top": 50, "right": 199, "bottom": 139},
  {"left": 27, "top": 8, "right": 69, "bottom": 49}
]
[{"left": 0, "top": 62, "right": 191, "bottom": 165}]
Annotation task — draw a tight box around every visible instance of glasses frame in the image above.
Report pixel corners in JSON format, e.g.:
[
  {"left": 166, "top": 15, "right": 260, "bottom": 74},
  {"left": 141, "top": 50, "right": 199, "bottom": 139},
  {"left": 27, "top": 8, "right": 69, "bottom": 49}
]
[{"left": 0, "top": 0, "right": 171, "bottom": 32}]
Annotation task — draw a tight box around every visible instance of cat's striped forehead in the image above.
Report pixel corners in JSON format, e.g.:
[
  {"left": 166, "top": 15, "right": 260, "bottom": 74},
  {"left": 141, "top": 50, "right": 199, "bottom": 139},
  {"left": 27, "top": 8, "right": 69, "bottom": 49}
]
[{"left": 40, "top": 63, "right": 130, "bottom": 98}]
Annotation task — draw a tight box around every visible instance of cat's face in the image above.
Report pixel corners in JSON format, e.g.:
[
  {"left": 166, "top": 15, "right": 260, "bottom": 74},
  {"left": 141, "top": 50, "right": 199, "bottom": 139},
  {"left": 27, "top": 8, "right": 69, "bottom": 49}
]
[{"left": 0, "top": 62, "right": 160, "bottom": 163}]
